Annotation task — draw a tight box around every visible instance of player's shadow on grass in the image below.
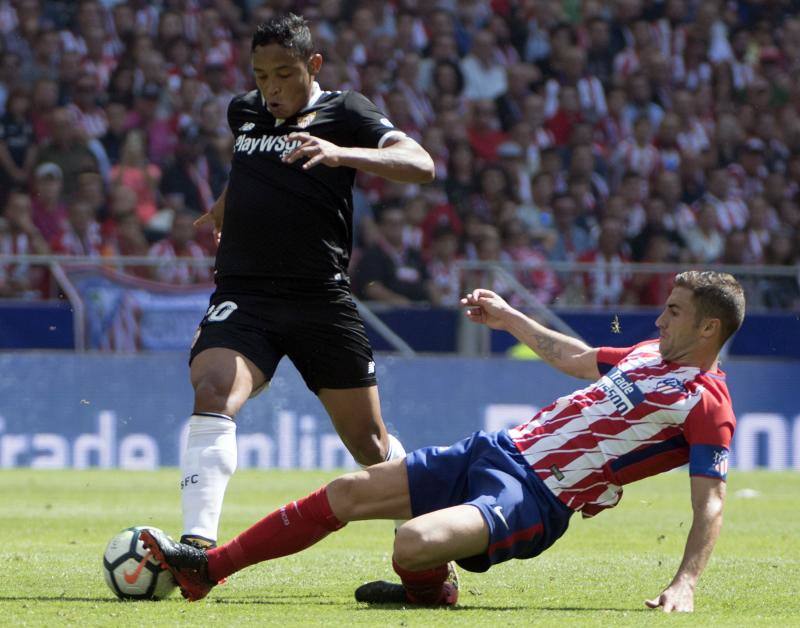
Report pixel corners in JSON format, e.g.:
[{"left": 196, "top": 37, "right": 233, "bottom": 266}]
[
  {"left": 0, "top": 596, "right": 164, "bottom": 603},
  {"left": 356, "top": 604, "right": 651, "bottom": 613}
]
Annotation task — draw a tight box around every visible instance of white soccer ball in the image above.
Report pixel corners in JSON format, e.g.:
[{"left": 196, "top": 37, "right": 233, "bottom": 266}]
[{"left": 103, "top": 526, "right": 177, "bottom": 600}]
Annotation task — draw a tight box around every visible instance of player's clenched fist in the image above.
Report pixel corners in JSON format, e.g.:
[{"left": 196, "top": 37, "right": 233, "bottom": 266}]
[
  {"left": 283, "top": 132, "right": 344, "bottom": 169},
  {"left": 460, "top": 289, "right": 515, "bottom": 331}
]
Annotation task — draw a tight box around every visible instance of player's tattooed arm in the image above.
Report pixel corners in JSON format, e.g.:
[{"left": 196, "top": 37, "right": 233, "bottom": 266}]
[
  {"left": 529, "top": 333, "right": 563, "bottom": 362},
  {"left": 462, "top": 289, "right": 600, "bottom": 379}
]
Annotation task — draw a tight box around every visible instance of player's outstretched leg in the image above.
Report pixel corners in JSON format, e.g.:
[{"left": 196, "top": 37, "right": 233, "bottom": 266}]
[{"left": 140, "top": 528, "right": 218, "bottom": 602}]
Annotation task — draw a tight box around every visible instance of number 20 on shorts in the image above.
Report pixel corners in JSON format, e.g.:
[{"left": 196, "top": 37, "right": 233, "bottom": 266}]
[{"left": 206, "top": 301, "right": 238, "bottom": 322}]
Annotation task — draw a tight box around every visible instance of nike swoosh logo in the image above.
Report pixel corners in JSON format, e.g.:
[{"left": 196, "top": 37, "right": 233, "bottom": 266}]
[
  {"left": 493, "top": 506, "right": 509, "bottom": 529},
  {"left": 123, "top": 550, "right": 152, "bottom": 584}
]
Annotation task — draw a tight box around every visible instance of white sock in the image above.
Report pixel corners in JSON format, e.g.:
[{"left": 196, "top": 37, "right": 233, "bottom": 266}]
[
  {"left": 385, "top": 433, "right": 407, "bottom": 463},
  {"left": 181, "top": 413, "right": 237, "bottom": 543}
]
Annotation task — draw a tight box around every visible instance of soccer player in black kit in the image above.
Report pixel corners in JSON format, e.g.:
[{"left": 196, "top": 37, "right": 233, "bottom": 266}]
[{"left": 178, "top": 14, "right": 434, "bottom": 552}]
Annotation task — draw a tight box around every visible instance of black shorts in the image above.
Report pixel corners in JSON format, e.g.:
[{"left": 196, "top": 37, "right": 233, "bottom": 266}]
[{"left": 189, "top": 278, "right": 377, "bottom": 393}]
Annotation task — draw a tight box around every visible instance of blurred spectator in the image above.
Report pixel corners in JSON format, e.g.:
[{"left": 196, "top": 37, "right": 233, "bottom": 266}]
[
  {"left": 148, "top": 210, "right": 211, "bottom": 285},
  {"left": 547, "top": 193, "right": 593, "bottom": 263},
  {"left": 111, "top": 129, "right": 161, "bottom": 225},
  {"left": 501, "top": 218, "right": 559, "bottom": 304},
  {"left": 684, "top": 201, "right": 724, "bottom": 264},
  {"left": 702, "top": 167, "right": 749, "bottom": 233},
  {"left": 625, "top": 233, "right": 676, "bottom": 306},
  {"left": 757, "top": 231, "right": 800, "bottom": 310},
  {"left": 30, "top": 162, "right": 67, "bottom": 243},
  {"left": 67, "top": 73, "right": 107, "bottom": 140},
  {"left": 50, "top": 199, "right": 103, "bottom": 256},
  {"left": 354, "top": 206, "right": 431, "bottom": 305},
  {"left": 460, "top": 30, "right": 507, "bottom": 101},
  {"left": 0, "top": 88, "right": 35, "bottom": 198},
  {"left": 426, "top": 224, "right": 462, "bottom": 307},
  {"left": 35, "top": 107, "right": 98, "bottom": 197},
  {"left": 0, "top": 189, "right": 49, "bottom": 298},
  {"left": 160, "top": 124, "right": 220, "bottom": 215},
  {"left": 578, "top": 217, "right": 630, "bottom": 307}
]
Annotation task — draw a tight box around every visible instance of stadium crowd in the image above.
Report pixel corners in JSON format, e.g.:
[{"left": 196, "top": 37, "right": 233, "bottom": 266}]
[{"left": 1, "top": 0, "right": 799, "bottom": 309}]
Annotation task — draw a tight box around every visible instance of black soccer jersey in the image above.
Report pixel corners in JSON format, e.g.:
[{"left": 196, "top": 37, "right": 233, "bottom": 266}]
[{"left": 216, "top": 85, "right": 404, "bottom": 283}]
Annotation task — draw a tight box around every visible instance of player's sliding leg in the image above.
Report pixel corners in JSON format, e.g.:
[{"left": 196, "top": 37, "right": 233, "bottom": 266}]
[
  {"left": 142, "top": 458, "right": 412, "bottom": 601},
  {"left": 181, "top": 348, "right": 266, "bottom": 549},
  {"left": 355, "top": 505, "right": 489, "bottom": 606}
]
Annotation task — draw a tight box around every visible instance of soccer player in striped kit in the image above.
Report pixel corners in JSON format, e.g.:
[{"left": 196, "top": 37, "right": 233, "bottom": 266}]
[{"left": 144, "top": 270, "right": 744, "bottom": 613}]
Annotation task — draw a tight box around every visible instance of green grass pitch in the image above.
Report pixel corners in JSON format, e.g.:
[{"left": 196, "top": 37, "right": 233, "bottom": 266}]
[{"left": 1, "top": 469, "right": 798, "bottom": 626}]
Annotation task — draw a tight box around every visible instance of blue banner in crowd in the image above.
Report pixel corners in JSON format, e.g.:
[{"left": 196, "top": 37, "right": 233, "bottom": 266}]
[{"left": 0, "top": 354, "right": 797, "bottom": 471}]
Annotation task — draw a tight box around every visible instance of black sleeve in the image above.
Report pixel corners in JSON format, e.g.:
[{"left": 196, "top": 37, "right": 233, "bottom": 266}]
[
  {"left": 226, "top": 95, "right": 245, "bottom": 136},
  {"left": 344, "top": 91, "right": 406, "bottom": 149}
]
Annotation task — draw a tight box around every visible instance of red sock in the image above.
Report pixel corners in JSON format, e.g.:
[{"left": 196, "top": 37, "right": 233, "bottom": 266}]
[
  {"left": 392, "top": 559, "right": 449, "bottom": 604},
  {"left": 207, "top": 486, "right": 344, "bottom": 582}
]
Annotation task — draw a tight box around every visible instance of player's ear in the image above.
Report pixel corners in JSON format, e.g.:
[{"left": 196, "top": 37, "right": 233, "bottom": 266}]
[
  {"left": 308, "top": 53, "right": 323, "bottom": 76},
  {"left": 700, "top": 317, "right": 721, "bottom": 340}
]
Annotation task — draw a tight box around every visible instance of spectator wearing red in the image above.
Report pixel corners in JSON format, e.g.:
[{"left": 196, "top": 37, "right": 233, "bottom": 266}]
[
  {"left": 51, "top": 200, "right": 103, "bottom": 257},
  {"left": 110, "top": 129, "right": 161, "bottom": 225},
  {"left": 578, "top": 217, "right": 630, "bottom": 307},
  {"left": 545, "top": 84, "right": 583, "bottom": 146},
  {"left": 148, "top": 210, "right": 210, "bottom": 285},
  {"left": 466, "top": 99, "right": 508, "bottom": 162}
]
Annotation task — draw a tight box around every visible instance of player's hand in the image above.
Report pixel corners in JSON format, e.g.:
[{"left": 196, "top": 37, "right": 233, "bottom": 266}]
[
  {"left": 645, "top": 581, "right": 694, "bottom": 613},
  {"left": 194, "top": 198, "right": 225, "bottom": 243},
  {"left": 284, "top": 132, "right": 344, "bottom": 169},
  {"left": 460, "top": 289, "right": 514, "bottom": 331}
]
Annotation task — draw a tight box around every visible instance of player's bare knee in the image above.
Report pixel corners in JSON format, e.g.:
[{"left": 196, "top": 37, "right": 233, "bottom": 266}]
[
  {"left": 325, "top": 474, "right": 360, "bottom": 521},
  {"left": 348, "top": 432, "right": 386, "bottom": 466},
  {"left": 393, "top": 524, "right": 432, "bottom": 570},
  {"left": 193, "top": 375, "right": 242, "bottom": 415}
]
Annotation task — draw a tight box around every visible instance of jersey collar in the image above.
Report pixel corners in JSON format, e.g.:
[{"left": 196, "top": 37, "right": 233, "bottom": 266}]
[{"left": 267, "top": 81, "right": 323, "bottom": 127}]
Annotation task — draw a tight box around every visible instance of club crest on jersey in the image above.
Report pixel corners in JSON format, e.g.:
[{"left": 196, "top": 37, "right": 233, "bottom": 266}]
[
  {"left": 598, "top": 368, "right": 645, "bottom": 414},
  {"left": 712, "top": 450, "right": 729, "bottom": 476},
  {"left": 296, "top": 111, "right": 316, "bottom": 129},
  {"left": 239, "top": 122, "right": 255, "bottom": 132}
]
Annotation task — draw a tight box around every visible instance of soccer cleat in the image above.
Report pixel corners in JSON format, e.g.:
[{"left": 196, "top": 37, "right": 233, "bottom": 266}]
[
  {"left": 354, "top": 580, "right": 407, "bottom": 604},
  {"left": 140, "top": 528, "right": 217, "bottom": 601},
  {"left": 355, "top": 562, "right": 459, "bottom": 606},
  {"left": 180, "top": 535, "right": 217, "bottom": 550}
]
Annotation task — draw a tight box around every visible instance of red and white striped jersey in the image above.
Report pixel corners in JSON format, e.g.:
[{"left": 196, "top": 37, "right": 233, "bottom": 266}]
[{"left": 508, "top": 340, "right": 735, "bottom": 517}]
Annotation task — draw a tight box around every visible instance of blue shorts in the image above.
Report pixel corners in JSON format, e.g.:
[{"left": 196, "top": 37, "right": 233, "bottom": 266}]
[{"left": 405, "top": 430, "right": 573, "bottom": 572}]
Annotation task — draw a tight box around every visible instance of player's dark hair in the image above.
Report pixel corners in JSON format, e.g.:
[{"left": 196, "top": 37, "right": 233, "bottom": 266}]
[
  {"left": 251, "top": 13, "right": 313, "bottom": 58},
  {"left": 674, "top": 271, "right": 746, "bottom": 347}
]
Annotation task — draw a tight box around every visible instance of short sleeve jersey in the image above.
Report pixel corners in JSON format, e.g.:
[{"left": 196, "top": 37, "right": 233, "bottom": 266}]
[
  {"left": 508, "top": 340, "right": 735, "bottom": 517},
  {"left": 217, "top": 87, "right": 404, "bottom": 282}
]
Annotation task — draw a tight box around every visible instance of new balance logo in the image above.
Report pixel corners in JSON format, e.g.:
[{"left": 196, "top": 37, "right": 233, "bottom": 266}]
[
  {"left": 239, "top": 122, "right": 255, "bottom": 132},
  {"left": 367, "top": 361, "right": 375, "bottom": 375}
]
